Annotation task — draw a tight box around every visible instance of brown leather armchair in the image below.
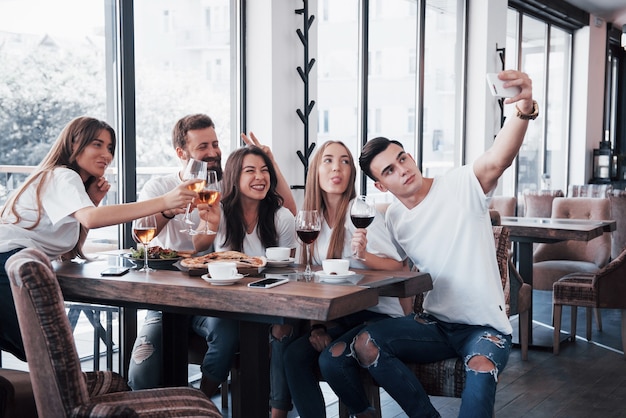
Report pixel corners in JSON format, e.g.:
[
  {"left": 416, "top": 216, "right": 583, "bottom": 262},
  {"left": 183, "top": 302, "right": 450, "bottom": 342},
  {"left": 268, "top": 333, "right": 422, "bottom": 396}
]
[{"left": 6, "top": 248, "right": 221, "bottom": 418}]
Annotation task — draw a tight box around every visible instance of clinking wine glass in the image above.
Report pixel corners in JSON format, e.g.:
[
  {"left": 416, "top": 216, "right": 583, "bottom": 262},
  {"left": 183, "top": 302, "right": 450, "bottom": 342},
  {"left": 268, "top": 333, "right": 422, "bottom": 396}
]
[
  {"left": 196, "top": 170, "right": 220, "bottom": 235},
  {"left": 350, "top": 195, "right": 376, "bottom": 261},
  {"left": 132, "top": 214, "right": 157, "bottom": 272},
  {"left": 180, "top": 158, "right": 208, "bottom": 234},
  {"left": 295, "top": 210, "right": 321, "bottom": 280}
]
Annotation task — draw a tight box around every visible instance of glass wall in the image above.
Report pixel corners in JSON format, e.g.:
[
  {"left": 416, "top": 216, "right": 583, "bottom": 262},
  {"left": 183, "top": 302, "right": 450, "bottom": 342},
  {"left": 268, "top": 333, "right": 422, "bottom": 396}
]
[
  {"left": 0, "top": 0, "right": 237, "bottom": 251},
  {"left": 316, "top": 0, "right": 465, "bottom": 200},
  {"left": 507, "top": 8, "right": 572, "bottom": 200}
]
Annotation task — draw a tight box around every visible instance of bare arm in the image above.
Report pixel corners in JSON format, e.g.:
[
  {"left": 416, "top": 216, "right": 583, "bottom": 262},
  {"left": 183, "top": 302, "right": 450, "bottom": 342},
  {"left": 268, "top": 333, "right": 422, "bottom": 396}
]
[
  {"left": 241, "top": 132, "right": 297, "bottom": 215},
  {"left": 351, "top": 229, "right": 404, "bottom": 270},
  {"left": 73, "top": 180, "right": 199, "bottom": 229},
  {"left": 473, "top": 70, "right": 535, "bottom": 194}
]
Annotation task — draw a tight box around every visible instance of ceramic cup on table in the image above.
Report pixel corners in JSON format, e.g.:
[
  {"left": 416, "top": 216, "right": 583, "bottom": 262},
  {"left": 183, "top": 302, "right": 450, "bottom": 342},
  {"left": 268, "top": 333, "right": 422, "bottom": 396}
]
[
  {"left": 266, "top": 247, "right": 291, "bottom": 261},
  {"left": 208, "top": 262, "right": 238, "bottom": 280},
  {"left": 322, "top": 259, "right": 350, "bottom": 275}
]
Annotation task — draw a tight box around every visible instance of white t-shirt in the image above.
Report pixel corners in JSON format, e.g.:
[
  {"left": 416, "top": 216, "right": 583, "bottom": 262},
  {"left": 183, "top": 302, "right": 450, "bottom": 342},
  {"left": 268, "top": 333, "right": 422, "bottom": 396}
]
[
  {"left": 214, "top": 206, "right": 296, "bottom": 257},
  {"left": 385, "top": 165, "right": 512, "bottom": 335},
  {"left": 139, "top": 172, "right": 203, "bottom": 252},
  {"left": 307, "top": 201, "right": 405, "bottom": 318},
  {"left": 0, "top": 167, "right": 95, "bottom": 257}
]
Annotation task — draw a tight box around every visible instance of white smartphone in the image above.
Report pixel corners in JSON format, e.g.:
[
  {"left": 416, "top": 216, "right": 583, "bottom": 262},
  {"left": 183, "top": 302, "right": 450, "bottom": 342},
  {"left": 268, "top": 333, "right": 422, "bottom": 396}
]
[
  {"left": 486, "top": 73, "right": 520, "bottom": 98},
  {"left": 247, "top": 277, "right": 290, "bottom": 289}
]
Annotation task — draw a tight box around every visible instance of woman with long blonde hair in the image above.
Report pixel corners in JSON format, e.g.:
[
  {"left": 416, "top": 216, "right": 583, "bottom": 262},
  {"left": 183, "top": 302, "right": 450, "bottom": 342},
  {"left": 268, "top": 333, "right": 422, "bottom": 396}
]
[
  {"left": 271, "top": 140, "right": 409, "bottom": 418},
  {"left": 0, "top": 116, "right": 198, "bottom": 361}
]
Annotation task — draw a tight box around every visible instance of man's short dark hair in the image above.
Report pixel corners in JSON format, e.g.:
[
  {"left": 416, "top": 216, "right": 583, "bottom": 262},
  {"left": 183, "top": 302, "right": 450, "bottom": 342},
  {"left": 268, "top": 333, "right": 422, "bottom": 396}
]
[
  {"left": 172, "top": 114, "right": 215, "bottom": 150},
  {"left": 359, "top": 137, "right": 404, "bottom": 181}
]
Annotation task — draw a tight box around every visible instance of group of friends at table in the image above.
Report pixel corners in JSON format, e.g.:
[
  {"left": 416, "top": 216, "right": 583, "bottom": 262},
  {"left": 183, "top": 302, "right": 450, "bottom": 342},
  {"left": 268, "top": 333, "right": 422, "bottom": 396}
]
[{"left": 0, "top": 69, "right": 537, "bottom": 418}]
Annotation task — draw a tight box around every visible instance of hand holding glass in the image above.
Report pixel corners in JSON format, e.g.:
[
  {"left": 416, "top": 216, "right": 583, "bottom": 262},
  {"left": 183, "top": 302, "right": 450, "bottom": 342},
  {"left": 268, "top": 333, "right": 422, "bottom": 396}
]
[
  {"left": 350, "top": 195, "right": 375, "bottom": 260},
  {"left": 132, "top": 215, "right": 157, "bottom": 272},
  {"left": 180, "top": 158, "right": 207, "bottom": 234},
  {"left": 295, "top": 210, "right": 321, "bottom": 279},
  {"left": 196, "top": 170, "right": 220, "bottom": 235}
]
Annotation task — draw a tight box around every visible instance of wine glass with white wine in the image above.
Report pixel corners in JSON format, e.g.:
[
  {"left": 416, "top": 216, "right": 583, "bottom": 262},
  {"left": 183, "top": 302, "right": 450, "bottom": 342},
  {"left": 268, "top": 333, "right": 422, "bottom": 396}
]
[
  {"left": 132, "top": 214, "right": 157, "bottom": 272},
  {"left": 196, "top": 170, "right": 220, "bottom": 235},
  {"left": 179, "top": 158, "right": 208, "bottom": 234}
]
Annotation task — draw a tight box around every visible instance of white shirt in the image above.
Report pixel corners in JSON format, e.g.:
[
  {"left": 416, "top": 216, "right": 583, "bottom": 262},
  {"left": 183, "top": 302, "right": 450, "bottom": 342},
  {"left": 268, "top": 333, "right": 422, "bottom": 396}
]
[
  {"left": 0, "top": 167, "right": 95, "bottom": 257},
  {"left": 385, "top": 165, "right": 512, "bottom": 335},
  {"left": 308, "top": 201, "right": 405, "bottom": 318},
  {"left": 214, "top": 206, "right": 296, "bottom": 257}
]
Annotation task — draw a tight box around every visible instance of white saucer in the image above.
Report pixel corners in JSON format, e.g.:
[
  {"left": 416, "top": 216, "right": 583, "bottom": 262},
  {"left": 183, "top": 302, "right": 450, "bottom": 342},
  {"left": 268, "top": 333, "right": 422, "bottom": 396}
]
[
  {"left": 266, "top": 257, "right": 296, "bottom": 267},
  {"left": 316, "top": 270, "right": 356, "bottom": 283},
  {"left": 201, "top": 273, "right": 244, "bottom": 285}
]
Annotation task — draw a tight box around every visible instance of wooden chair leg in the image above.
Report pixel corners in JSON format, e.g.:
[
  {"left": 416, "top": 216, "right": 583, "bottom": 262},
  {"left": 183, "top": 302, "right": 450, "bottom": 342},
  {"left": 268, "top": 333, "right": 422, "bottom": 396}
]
[
  {"left": 621, "top": 309, "right": 626, "bottom": 360},
  {"left": 553, "top": 304, "right": 562, "bottom": 355},
  {"left": 221, "top": 377, "right": 228, "bottom": 409},
  {"left": 570, "top": 306, "right": 578, "bottom": 342},
  {"left": 594, "top": 307, "right": 603, "bottom": 332},
  {"left": 585, "top": 307, "right": 592, "bottom": 341}
]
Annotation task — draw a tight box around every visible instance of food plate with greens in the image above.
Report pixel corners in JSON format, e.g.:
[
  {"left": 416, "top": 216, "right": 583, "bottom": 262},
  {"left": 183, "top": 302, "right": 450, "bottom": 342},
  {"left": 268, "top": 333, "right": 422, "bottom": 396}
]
[{"left": 125, "top": 246, "right": 182, "bottom": 269}]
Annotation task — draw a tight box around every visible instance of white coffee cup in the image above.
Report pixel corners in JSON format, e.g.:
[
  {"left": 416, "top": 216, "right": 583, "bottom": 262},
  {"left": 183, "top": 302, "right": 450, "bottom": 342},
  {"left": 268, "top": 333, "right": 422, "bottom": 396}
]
[
  {"left": 322, "top": 259, "right": 350, "bottom": 275},
  {"left": 208, "top": 262, "right": 238, "bottom": 280},
  {"left": 266, "top": 247, "right": 291, "bottom": 261}
]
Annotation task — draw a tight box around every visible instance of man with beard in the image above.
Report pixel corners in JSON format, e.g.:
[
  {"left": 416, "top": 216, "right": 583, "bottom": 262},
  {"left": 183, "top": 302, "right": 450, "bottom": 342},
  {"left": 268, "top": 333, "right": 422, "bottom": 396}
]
[{"left": 127, "top": 113, "right": 296, "bottom": 396}]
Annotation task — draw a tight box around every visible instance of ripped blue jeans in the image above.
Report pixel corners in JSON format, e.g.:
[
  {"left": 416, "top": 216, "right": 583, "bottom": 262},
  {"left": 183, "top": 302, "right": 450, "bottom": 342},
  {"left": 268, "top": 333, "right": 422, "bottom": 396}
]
[{"left": 319, "top": 313, "right": 512, "bottom": 418}]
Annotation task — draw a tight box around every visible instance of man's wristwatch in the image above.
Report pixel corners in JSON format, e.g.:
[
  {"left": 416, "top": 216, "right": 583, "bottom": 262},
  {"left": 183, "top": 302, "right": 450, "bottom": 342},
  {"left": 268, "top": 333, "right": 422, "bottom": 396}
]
[{"left": 515, "top": 100, "right": 539, "bottom": 120}]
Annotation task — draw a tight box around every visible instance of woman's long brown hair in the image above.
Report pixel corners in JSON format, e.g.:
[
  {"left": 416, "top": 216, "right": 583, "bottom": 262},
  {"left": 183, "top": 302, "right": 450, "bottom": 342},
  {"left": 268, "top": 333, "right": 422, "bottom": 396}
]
[
  {"left": 300, "top": 141, "right": 356, "bottom": 263},
  {"left": 1, "top": 116, "right": 116, "bottom": 260}
]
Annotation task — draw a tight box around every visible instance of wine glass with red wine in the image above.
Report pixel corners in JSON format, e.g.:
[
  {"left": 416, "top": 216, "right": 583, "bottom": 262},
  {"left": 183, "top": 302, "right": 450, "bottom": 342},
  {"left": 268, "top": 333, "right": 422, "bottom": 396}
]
[
  {"left": 350, "top": 195, "right": 376, "bottom": 260},
  {"left": 295, "top": 210, "right": 321, "bottom": 279}
]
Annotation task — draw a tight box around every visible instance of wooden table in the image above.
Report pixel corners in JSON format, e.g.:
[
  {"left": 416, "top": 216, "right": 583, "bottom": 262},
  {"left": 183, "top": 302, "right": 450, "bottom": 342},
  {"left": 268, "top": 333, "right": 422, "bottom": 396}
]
[
  {"left": 500, "top": 216, "right": 616, "bottom": 347},
  {"left": 54, "top": 260, "right": 432, "bottom": 418}
]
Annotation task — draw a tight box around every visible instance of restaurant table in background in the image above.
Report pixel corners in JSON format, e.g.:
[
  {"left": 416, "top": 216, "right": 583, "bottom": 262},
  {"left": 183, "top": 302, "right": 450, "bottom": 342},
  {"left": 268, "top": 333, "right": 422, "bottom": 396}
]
[
  {"left": 53, "top": 260, "right": 432, "bottom": 418},
  {"left": 500, "top": 216, "right": 616, "bottom": 348}
]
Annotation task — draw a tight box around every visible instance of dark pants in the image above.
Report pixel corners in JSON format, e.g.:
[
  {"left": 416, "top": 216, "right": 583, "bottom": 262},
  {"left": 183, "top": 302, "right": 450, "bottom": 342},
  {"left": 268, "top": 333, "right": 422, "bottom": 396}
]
[{"left": 0, "top": 248, "right": 26, "bottom": 361}]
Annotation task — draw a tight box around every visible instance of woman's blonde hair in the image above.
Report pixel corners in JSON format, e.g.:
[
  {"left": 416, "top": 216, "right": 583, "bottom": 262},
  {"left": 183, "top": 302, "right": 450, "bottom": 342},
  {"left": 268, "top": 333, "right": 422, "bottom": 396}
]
[
  {"left": 300, "top": 141, "right": 356, "bottom": 263},
  {"left": 1, "top": 116, "right": 116, "bottom": 259}
]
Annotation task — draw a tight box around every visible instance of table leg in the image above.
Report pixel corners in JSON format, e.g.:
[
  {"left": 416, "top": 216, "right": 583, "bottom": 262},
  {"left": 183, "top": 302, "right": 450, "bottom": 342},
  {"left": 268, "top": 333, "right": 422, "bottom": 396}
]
[
  {"left": 516, "top": 242, "right": 534, "bottom": 344},
  {"left": 162, "top": 312, "right": 190, "bottom": 387},
  {"left": 236, "top": 321, "right": 269, "bottom": 418},
  {"left": 119, "top": 307, "right": 137, "bottom": 378}
]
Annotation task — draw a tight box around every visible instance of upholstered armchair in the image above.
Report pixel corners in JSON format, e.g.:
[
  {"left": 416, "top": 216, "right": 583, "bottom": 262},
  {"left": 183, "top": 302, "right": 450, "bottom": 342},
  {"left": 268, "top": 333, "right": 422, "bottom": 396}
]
[
  {"left": 552, "top": 247, "right": 626, "bottom": 357},
  {"left": 522, "top": 189, "right": 564, "bottom": 218},
  {"left": 609, "top": 192, "right": 626, "bottom": 260},
  {"left": 568, "top": 184, "right": 613, "bottom": 198},
  {"left": 489, "top": 195, "right": 517, "bottom": 217},
  {"left": 533, "top": 197, "right": 611, "bottom": 291},
  {"left": 6, "top": 248, "right": 221, "bottom": 418}
]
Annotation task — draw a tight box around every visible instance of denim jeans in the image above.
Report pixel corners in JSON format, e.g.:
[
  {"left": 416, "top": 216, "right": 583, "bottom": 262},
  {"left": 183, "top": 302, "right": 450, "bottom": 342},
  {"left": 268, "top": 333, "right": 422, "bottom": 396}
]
[
  {"left": 127, "top": 310, "right": 239, "bottom": 390},
  {"left": 0, "top": 248, "right": 26, "bottom": 361},
  {"left": 282, "top": 310, "right": 389, "bottom": 418},
  {"left": 320, "top": 313, "right": 512, "bottom": 418}
]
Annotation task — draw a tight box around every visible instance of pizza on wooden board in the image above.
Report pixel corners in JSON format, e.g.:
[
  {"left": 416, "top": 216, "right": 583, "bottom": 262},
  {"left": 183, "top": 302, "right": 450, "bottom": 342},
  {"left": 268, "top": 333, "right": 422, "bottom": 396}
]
[{"left": 180, "top": 250, "right": 266, "bottom": 269}]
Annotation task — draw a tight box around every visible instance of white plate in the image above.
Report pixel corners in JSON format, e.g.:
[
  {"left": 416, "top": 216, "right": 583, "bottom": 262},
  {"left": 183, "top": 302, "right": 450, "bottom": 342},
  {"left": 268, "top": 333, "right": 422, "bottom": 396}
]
[
  {"left": 316, "top": 270, "right": 356, "bottom": 283},
  {"left": 265, "top": 257, "right": 296, "bottom": 267},
  {"left": 201, "top": 273, "right": 245, "bottom": 285}
]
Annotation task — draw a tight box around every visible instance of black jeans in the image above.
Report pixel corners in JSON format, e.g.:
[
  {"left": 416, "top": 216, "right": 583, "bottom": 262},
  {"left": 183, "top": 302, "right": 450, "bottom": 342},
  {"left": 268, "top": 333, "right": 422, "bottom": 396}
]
[{"left": 0, "top": 248, "right": 26, "bottom": 361}]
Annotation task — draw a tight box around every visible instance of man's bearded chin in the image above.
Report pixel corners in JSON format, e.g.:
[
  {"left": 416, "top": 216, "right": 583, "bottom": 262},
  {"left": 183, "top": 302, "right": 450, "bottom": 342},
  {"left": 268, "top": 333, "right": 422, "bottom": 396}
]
[{"left": 206, "top": 157, "right": 223, "bottom": 180}]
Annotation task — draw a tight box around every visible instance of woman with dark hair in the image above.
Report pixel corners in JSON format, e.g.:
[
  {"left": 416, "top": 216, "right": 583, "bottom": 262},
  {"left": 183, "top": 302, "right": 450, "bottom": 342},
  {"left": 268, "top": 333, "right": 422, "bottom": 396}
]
[
  {"left": 0, "top": 116, "right": 197, "bottom": 361},
  {"left": 192, "top": 145, "right": 297, "bottom": 399}
]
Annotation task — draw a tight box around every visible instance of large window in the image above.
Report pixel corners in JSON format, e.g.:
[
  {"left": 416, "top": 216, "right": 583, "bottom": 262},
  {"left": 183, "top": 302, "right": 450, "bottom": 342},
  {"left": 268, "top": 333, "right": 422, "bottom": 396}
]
[
  {"left": 316, "top": 0, "right": 465, "bottom": 200},
  {"left": 506, "top": 8, "right": 572, "bottom": 201},
  {"left": 0, "top": 0, "right": 237, "bottom": 251}
]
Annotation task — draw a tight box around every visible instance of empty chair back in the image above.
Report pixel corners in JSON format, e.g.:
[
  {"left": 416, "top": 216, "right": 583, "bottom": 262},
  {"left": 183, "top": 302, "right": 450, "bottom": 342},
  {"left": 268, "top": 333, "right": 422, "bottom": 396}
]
[
  {"left": 610, "top": 192, "right": 626, "bottom": 260},
  {"left": 568, "top": 184, "right": 613, "bottom": 198},
  {"left": 522, "top": 189, "right": 564, "bottom": 218},
  {"left": 534, "top": 197, "right": 611, "bottom": 268},
  {"left": 489, "top": 196, "right": 517, "bottom": 217}
]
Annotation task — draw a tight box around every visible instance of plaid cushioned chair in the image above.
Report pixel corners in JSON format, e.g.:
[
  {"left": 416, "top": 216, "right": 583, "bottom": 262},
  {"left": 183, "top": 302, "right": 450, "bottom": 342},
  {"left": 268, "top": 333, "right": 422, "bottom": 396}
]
[
  {"left": 552, "top": 247, "right": 626, "bottom": 357},
  {"left": 6, "top": 248, "right": 222, "bottom": 418}
]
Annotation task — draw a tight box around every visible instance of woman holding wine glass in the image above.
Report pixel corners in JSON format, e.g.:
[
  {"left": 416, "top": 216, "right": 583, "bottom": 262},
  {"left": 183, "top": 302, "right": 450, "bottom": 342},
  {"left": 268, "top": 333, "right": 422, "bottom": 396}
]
[
  {"left": 270, "top": 141, "right": 410, "bottom": 418},
  {"left": 0, "top": 116, "right": 199, "bottom": 361},
  {"left": 192, "top": 145, "right": 297, "bottom": 400}
]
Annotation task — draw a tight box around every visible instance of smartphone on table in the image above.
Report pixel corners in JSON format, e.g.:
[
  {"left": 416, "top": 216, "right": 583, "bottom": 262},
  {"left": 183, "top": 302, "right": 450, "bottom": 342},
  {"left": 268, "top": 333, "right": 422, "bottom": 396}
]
[
  {"left": 100, "top": 267, "right": 130, "bottom": 276},
  {"left": 247, "top": 276, "right": 290, "bottom": 288}
]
